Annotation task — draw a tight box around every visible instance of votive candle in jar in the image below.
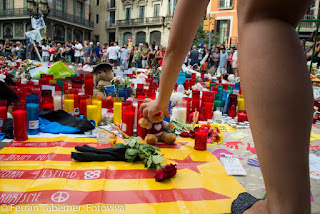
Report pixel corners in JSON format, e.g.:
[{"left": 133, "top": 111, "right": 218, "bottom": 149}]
[
  {"left": 12, "top": 102, "right": 28, "bottom": 141},
  {"left": 122, "top": 105, "right": 135, "bottom": 136},
  {"left": 194, "top": 131, "right": 207, "bottom": 150},
  {"left": 64, "top": 94, "right": 74, "bottom": 115},
  {"left": 113, "top": 97, "right": 123, "bottom": 124},
  {"left": 26, "top": 94, "right": 39, "bottom": 135},
  {"left": 54, "top": 91, "right": 62, "bottom": 111}
]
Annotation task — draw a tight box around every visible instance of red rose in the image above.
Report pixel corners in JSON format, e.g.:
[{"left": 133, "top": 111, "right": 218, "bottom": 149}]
[
  {"left": 155, "top": 164, "right": 177, "bottom": 182},
  {"left": 180, "top": 131, "right": 190, "bottom": 137}
]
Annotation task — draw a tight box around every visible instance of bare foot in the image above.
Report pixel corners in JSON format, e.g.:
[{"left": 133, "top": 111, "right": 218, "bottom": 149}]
[{"left": 243, "top": 200, "right": 268, "bottom": 214}]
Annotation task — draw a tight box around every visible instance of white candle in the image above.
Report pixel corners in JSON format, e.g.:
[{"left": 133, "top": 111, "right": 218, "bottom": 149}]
[
  {"left": 54, "top": 95, "right": 62, "bottom": 110},
  {"left": 171, "top": 107, "right": 178, "bottom": 121},
  {"left": 213, "top": 110, "right": 222, "bottom": 122},
  {"left": 176, "top": 107, "right": 187, "bottom": 123}
]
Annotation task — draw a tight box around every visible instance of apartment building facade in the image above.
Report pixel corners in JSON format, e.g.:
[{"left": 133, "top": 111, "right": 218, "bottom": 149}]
[{"left": 0, "top": 0, "right": 94, "bottom": 42}]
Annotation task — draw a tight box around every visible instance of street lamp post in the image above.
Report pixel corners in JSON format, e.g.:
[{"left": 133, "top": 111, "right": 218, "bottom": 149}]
[{"left": 27, "top": 0, "right": 50, "bottom": 18}]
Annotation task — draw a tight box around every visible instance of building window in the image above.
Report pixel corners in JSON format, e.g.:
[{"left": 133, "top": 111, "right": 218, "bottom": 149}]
[
  {"left": 96, "top": 0, "right": 100, "bottom": 5},
  {"left": 125, "top": 7, "right": 131, "bottom": 20},
  {"left": 110, "top": 11, "right": 115, "bottom": 25},
  {"left": 150, "top": 31, "right": 161, "bottom": 45},
  {"left": 123, "top": 32, "right": 132, "bottom": 45},
  {"left": 3, "top": 23, "right": 13, "bottom": 38},
  {"left": 218, "top": 0, "right": 234, "bottom": 9},
  {"left": 154, "top": 4, "right": 160, "bottom": 17},
  {"left": 217, "top": 20, "right": 231, "bottom": 44},
  {"left": 15, "top": 23, "right": 24, "bottom": 38},
  {"left": 109, "top": 32, "right": 115, "bottom": 44},
  {"left": 1, "top": 0, "right": 13, "bottom": 9},
  {"left": 110, "top": 0, "right": 116, "bottom": 8},
  {"left": 74, "top": 29, "right": 83, "bottom": 42},
  {"left": 76, "top": 1, "right": 84, "bottom": 18},
  {"left": 136, "top": 31, "right": 146, "bottom": 45},
  {"left": 95, "top": 14, "right": 99, "bottom": 24},
  {"left": 139, "top": 6, "right": 145, "bottom": 18},
  {"left": 53, "top": 24, "right": 65, "bottom": 42},
  {"left": 67, "top": 28, "right": 72, "bottom": 41},
  {"left": 56, "top": 0, "right": 65, "bottom": 12}
]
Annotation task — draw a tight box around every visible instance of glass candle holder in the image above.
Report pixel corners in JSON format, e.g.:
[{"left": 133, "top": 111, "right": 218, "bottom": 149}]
[
  {"left": 113, "top": 97, "right": 123, "bottom": 124},
  {"left": 0, "top": 100, "right": 7, "bottom": 132},
  {"left": 84, "top": 74, "right": 93, "bottom": 96},
  {"left": 122, "top": 105, "right": 135, "bottom": 136},
  {"left": 64, "top": 94, "right": 74, "bottom": 115},
  {"left": 26, "top": 94, "right": 40, "bottom": 135},
  {"left": 12, "top": 101, "right": 28, "bottom": 141},
  {"left": 194, "top": 131, "right": 207, "bottom": 151},
  {"left": 192, "top": 90, "right": 200, "bottom": 112},
  {"left": 79, "top": 95, "right": 90, "bottom": 117},
  {"left": 54, "top": 91, "right": 62, "bottom": 111},
  {"left": 182, "top": 97, "right": 191, "bottom": 123},
  {"left": 204, "top": 102, "right": 213, "bottom": 121},
  {"left": 42, "top": 97, "right": 54, "bottom": 110},
  {"left": 86, "top": 98, "right": 98, "bottom": 125}
]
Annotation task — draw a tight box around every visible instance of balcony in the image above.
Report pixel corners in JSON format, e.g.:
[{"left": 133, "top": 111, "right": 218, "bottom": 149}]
[
  {"left": 47, "top": 9, "right": 94, "bottom": 29},
  {"left": 299, "top": 14, "right": 317, "bottom": 32},
  {"left": 106, "top": 2, "right": 116, "bottom": 10},
  {"left": 0, "top": 8, "right": 29, "bottom": 18},
  {"left": 117, "top": 17, "right": 165, "bottom": 27},
  {"left": 218, "top": 0, "right": 234, "bottom": 10},
  {"left": 0, "top": 8, "right": 94, "bottom": 29},
  {"left": 106, "top": 21, "right": 116, "bottom": 29}
]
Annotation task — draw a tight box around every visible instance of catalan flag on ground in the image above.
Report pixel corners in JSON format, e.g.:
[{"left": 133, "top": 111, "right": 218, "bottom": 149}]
[{"left": 0, "top": 137, "right": 245, "bottom": 214}]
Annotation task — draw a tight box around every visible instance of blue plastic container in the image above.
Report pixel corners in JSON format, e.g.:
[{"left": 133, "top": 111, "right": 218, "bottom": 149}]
[{"left": 26, "top": 94, "right": 39, "bottom": 135}]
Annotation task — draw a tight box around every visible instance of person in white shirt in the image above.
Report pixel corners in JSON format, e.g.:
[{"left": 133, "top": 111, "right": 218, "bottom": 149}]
[
  {"left": 120, "top": 44, "right": 130, "bottom": 69},
  {"left": 41, "top": 43, "right": 50, "bottom": 62},
  {"left": 107, "top": 42, "right": 120, "bottom": 64},
  {"left": 232, "top": 45, "right": 238, "bottom": 77},
  {"left": 74, "top": 40, "right": 83, "bottom": 64}
]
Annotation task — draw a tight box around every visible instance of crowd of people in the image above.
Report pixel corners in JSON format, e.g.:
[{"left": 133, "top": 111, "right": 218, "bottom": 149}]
[
  {"left": 186, "top": 43, "right": 238, "bottom": 77},
  {"left": 0, "top": 38, "right": 238, "bottom": 77}
]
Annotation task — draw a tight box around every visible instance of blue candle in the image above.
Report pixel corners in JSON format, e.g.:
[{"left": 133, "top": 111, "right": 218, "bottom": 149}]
[{"left": 26, "top": 95, "right": 39, "bottom": 135}]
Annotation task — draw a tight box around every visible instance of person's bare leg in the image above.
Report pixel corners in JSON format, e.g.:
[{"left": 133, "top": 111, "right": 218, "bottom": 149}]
[{"left": 238, "top": 0, "right": 313, "bottom": 213}]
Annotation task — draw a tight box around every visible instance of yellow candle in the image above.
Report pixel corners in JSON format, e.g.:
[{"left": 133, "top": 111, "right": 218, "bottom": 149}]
[
  {"left": 49, "top": 80, "right": 56, "bottom": 85},
  {"left": 238, "top": 95, "right": 245, "bottom": 112},
  {"left": 64, "top": 99, "right": 74, "bottom": 115},
  {"left": 97, "top": 100, "right": 102, "bottom": 123},
  {"left": 113, "top": 102, "right": 122, "bottom": 124},
  {"left": 87, "top": 104, "right": 98, "bottom": 125}
]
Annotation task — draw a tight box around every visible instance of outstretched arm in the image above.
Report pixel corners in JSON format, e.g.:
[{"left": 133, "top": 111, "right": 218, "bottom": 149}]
[{"left": 140, "top": 0, "right": 209, "bottom": 119}]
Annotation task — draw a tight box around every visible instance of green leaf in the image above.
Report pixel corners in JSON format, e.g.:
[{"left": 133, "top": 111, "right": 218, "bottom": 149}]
[
  {"left": 113, "top": 143, "right": 125, "bottom": 149},
  {"left": 125, "top": 153, "right": 133, "bottom": 160},
  {"left": 127, "top": 153, "right": 138, "bottom": 162},
  {"left": 133, "top": 137, "right": 143, "bottom": 141},
  {"left": 151, "top": 145, "right": 161, "bottom": 151},
  {"left": 152, "top": 155, "right": 164, "bottom": 164},
  {"left": 126, "top": 149, "right": 138, "bottom": 156},
  {"left": 128, "top": 140, "right": 136, "bottom": 147},
  {"left": 147, "top": 156, "right": 152, "bottom": 168}
]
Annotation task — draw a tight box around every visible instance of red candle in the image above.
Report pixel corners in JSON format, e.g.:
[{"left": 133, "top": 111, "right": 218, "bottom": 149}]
[
  {"left": 84, "top": 74, "right": 93, "bottom": 96},
  {"left": 42, "top": 97, "right": 54, "bottom": 110},
  {"left": 204, "top": 102, "right": 213, "bottom": 120},
  {"left": 79, "top": 95, "right": 90, "bottom": 117},
  {"left": 137, "top": 111, "right": 147, "bottom": 138},
  {"left": 122, "top": 106, "right": 135, "bottom": 136},
  {"left": 0, "top": 100, "right": 7, "bottom": 132},
  {"left": 238, "top": 112, "right": 248, "bottom": 122},
  {"left": 12, "top": 102, "right": 28, "bottom": 141},
  {"left": 192, "top": 90, "right": 200, "bottom": 112},
  {"left": 194, "top": 131, "right": 207, "bottom": 150}
]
